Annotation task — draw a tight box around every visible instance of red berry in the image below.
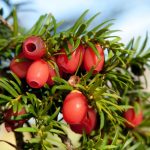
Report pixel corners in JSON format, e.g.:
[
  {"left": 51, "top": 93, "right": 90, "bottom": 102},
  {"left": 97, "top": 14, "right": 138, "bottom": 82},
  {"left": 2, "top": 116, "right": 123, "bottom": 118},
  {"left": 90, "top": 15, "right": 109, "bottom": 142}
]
[
  {"left": 70, "top": 107, "right": 97, "bottom": 135},
  {"left": 23, "top": 36, "right": 46, "bottom": 60},
  {"left": 26, "top": 59, "right": 49, "bottom": 88},
  {"left": 10, "top": 53, "right": 32, "bottom": 78},
  {"left": 56, "top": 44, "right": 84, "bottom": 74},
  {"left": 83, "top": 44, "right": 104, "bottom": 73},
  {"left": 123, "top": 108, "right": 143, "bottom": 128},
  {"left": 62, "top": 90, "right": 88, "bottom": 124},
  {"left": 4, "top": 108, "right": 26, "bottom": 132},
  {"left": 47, "top": 63, "right": 57, "bottom": 86}
]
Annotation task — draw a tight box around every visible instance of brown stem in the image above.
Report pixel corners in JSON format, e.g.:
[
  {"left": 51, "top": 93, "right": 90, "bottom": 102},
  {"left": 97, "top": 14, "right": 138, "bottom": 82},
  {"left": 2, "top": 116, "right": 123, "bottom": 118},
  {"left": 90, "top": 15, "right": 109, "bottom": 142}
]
[
  {"left": 0, "top": 15, "right": 13, "bottom": 31},
  {"left": 0, "top": 140, "right": 17, "bottom": 149},
  {"left": 14, "top": 132, "right": 25, "bottom": 150}
]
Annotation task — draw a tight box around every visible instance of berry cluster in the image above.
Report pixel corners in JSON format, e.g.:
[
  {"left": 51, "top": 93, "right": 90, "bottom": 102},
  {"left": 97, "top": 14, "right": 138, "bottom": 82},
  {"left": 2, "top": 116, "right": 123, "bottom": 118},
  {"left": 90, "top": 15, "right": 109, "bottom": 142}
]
[
  {"left": 63, "top": 90, "right": 97, "bottom": 134},
  {"left": 9, "top": 35, "right": 143, "bottom": 134},
  {"left": 10, "top": 36, "right": 56, "bottom": 88},
  {"left": 10, "top": 36, "right": 104, "bottom": 89},
  {"left": 9, "top": 35, "right": 104, "bottom": 134}
]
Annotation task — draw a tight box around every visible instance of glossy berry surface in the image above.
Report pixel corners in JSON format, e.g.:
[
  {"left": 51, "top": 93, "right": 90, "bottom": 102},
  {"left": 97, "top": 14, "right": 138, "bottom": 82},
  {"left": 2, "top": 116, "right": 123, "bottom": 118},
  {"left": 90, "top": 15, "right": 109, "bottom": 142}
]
[
  {"left": 83, "top": 44, "right": 104, "bottom": 73},
  {"left": 4, "top": 108, "right": 26, "bottom": 132},
  {"left": 70, "top": 107, "right": 97, "bottom": 135},
  {"left": 26, "top": 59, "right": 49, "bottom": 88},
  {"left": 56, "top": 44, "right": 84, "bottom": 74},
  {"left": 123, "top": 108, "right": 143, "bottom": 128},
  {"left": 62, "top": 90, "right": 88, "bottom": 124},
  {"left": 10, "top": 53, "right": 32, "bottom": 78},
  {"left": 23, "top": 36, "right": 46, "bottom": 60}
]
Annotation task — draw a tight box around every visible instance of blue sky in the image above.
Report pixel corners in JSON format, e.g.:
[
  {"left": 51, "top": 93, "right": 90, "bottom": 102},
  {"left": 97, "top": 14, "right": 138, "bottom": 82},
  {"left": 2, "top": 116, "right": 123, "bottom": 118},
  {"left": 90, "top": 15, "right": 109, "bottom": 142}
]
[{"left": 1, "top": 0, "right": 150, "bottom": 43}]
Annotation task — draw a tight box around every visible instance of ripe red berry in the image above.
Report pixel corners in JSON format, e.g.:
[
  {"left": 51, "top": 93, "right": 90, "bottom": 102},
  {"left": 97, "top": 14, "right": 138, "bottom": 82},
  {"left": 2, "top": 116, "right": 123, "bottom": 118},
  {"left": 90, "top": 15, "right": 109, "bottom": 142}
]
[
  {"left": 26, "top": 59, "right": 49, "bottom": 88},
  {"left": 123, "top": 108, "right": 143, "bottom": 128},
  {"left": 10, "top": 53, "right": 32, "bottom": 78},
  {"left": 47, "top": 63, "right": 57, "bottom": 86},
  {"left": 56, "top": 44, "right": 84, "bottom": 74},
  {"left": 62, "top": 90, "right": 88, "bottom": 124},
  {"left": 4, "top": 108, "right": 26, "bottom": 132},
  {"left": 83, "top": 44, "right": 104, "bottom": 73},
  {"left": 70, "top": 107, "right": 97, "bottom": 135},
  {"left": 23, "top": 36, "right": 46, "bottom": 60}
]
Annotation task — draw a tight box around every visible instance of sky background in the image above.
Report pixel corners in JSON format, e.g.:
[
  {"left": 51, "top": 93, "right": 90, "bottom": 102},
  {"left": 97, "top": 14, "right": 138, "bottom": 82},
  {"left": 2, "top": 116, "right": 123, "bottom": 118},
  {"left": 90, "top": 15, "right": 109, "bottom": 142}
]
[{"left": 1, "top": 0, "right": 150, "bottom": 44}]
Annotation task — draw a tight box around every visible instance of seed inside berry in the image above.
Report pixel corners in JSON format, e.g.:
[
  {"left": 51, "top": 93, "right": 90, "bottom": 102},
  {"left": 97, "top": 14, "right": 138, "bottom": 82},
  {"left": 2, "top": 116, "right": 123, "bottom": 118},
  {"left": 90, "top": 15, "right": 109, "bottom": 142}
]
[{"left": 26, "top": 43, "right": 36, "bottom": 52}]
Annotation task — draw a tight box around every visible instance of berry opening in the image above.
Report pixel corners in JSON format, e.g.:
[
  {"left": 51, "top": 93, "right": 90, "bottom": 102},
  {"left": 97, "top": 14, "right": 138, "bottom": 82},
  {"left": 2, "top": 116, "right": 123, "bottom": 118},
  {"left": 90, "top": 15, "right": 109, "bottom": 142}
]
[
  {"left": 26, "top": 43, "right": 36, "bottom": 52},
  {"left": 29, "top": 81, "right": 40, "bottom": 88}
]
